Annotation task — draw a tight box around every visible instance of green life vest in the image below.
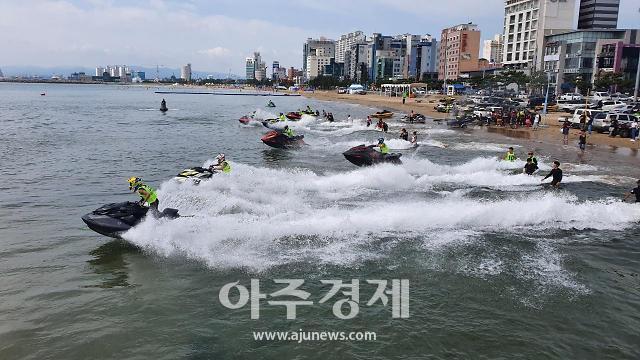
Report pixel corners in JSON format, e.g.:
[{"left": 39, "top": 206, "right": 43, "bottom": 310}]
[
  {"left": 221, "top": 161, "right": 231, "bottom": 174},
  {"left": 505, "top": 152, "right": 516, "bottom": 161},
  {"left": 380, "top": 143, "right": 389, "bottom": 154},
  {"left": 284, "top": 128, "right": 294, "bottom": 137},
  {"left": 279, "top": 115, "right": 286, "bottom": 121},
  {"left": 138, "top": 184, "right": 157, "bottom": 204}
]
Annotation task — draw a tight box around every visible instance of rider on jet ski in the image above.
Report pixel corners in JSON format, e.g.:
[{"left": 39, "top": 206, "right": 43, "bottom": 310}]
[
  {"left": 128, "top": 177, "right": 159, "bottom": 212},
  {"left": 375, "top": 138, "right": 389, "bottom": 155},
  {"left": 209, "top": 153, "right": 231, "bottom": 173},
  {"left": 283, "top": 125, "right": 295, "bottom": 138},
  {"left": 279, "top": 113, "right": 286, "bottom": 121}
]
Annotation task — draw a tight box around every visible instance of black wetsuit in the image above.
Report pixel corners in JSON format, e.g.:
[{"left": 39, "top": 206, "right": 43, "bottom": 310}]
[
  {"left": 383, "top": 123, "right": 388, "bottom": 132},
  {"left": 543, "top": 168, "right": 563, "bottom": 186},
  {"left": 400, "top": 132, "right": 408, "bottom": 141},
  {"left": 526, "top": 156, "right": 538, "bottom": 171},
  {"left": 524, "top": 162, "right": 537, "bottom": 175},
  {"left": 631, "top": 187, "right": 640, "bottom": 202}
]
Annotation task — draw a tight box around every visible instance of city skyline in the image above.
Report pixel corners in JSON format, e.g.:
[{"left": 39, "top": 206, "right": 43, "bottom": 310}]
[{"left": 2, "top": 0, "right": 638, "bottom": 76}]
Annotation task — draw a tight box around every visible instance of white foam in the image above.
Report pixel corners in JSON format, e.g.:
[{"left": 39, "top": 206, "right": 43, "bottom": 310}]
[{"left": 123, "top": 162, "right": 640, "bottom": 272}]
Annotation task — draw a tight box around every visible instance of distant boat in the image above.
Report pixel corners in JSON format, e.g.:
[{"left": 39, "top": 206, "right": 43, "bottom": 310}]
[{"left": 40, "top": 93, "right": 46, "bottom": 96}]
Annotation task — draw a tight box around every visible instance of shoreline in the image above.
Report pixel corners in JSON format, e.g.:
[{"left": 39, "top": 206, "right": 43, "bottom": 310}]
[{"left": 303, "top": 90, "right": 640, "bottom": 153}]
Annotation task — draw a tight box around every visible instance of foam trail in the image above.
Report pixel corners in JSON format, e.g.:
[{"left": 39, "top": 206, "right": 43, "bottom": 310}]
[{"left": 124, "top": 163, "right": 640, "bottom": 271}]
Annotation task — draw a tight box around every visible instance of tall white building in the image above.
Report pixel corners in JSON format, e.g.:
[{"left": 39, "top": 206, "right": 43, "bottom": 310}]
[
  {"left": 502, "top": 0, "right": 576, "bottom": 72},
  {"left": 95, "top": 67, "right": 105, "bottom": 76},
  {"left": 483, "top": 34, "right": 504, "bottom": 64},
  {"left": 302, "top": 37, "right": 335, "bottom": 80},
  {"left": 180, "top": 63, "right": 192, "bottom": 81},
  {"left": 335, "top": 31, "right": 366, "bottom": 63}
]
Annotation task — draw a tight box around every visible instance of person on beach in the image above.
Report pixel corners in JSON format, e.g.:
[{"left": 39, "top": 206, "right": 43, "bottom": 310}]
[
  {"left": 587, "top": 114, "right": 594, "bottom": 135},
  {"left": 630, "top": 119, "right": 638, "bottom": 142},
  {"left": 402, "top": 92, "right": 407, "bottom": 104},
  {"left": 623, "top": 179, "right": 640, "bottom": 203},
  {"left": 410, "top": 131, "right": 418, "bottom": 145},
  {"left": 400, "top": 128, "right": 409, "bottom": 141},
  {"left": 504, "top": 147, "right": 517, "bottom": 161},
  {"left": 375, "top": 138, "right": 389, "bottom": 155},
  {"left": 609, "top": 117, "right": 619, "bottom": 137},
  {"left": 541, "top": 161, "right": 563, "bottom": 188},
  {"left": 578, "top": 130, "right": 587, "bottom": 151},
  {"left": 128, "top": 177, "right": 159, "bottom": 213},
  {"left": 562, "top": 120, "right": 571, "bottom": 145},
  {"left": 523, "top": 158, "right": 537, "bottom": 175},
  {"left": 533, "top": 112, "right": 540, "bottom": 130}
]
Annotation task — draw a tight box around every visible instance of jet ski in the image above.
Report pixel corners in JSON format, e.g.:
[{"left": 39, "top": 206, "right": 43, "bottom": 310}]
[
  {"left": 266, "top": 101, "right": 276, "bottom": 108},
  {"left": 239, "top": 115, "right": 252, "bottom": 124},
  {"left": 400, "top": 114, "right": 426, "bottom": 123},
  {"left": 261, "top": 120, "right": 289, "bottom": 130},
  {"left": 343, "top": 144, "right": 402, "bottom": 166},
  {"left": 173, "top": 166, "right": 214, "bottom": 184},
  {"left": 81, "top": 201, "right": 179, "bottom": 238},
  {"left": 300, "top": 110, "right": 318, "bottom": 116},
  {"left": 370, "top": 110, "right": 393, "bottom": 119},
  {"left": 160, "top": 100, "right": 168, "bottom": 112},
  {"left": 286, "top": 112, "right": 302, "bottom": 120},
  {"left": 261, "top": 130, "right": 305, "bottom": 149}
]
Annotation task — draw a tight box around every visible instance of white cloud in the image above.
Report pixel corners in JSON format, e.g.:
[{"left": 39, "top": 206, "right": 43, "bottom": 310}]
[
  {"left": 197, "top": 47, "right": 232, "bottom": 58},
  {"left": 0, "top": 0, "right": 309, "bottom": 74}
]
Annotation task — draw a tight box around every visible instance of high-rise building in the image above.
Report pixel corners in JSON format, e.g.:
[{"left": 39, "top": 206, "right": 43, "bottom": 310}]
[
  {"left": 578, "top": 0, "right": 620, "bottom": 29},
  {"left": 415, "top": 35, "right": 439, "bottom": 80},
  {"left": 272, "top": 61, "right": 280, "bottom": 81},
  {"left": 502, "top": 0, "right": 576, "bottom": 72},
  {"left": 303, "top": 37, "right": 335, "bottom": 80},
  {"left": 180, "top": 63, "right": 192, "bottom": 81},
  {"left": 483, "top": 34, "right": 504, "bottom": 64},
  {"left": 95, "top": 67, "right": 105, "bottom": 77},
  {"left": 438, "top": 23, "right": 481, "bottom": 81},
  {"left": 335, "top": 31, "right": 366, "bottom": 64},
  {"left": 245, "top": 58, "right": 255, "bottom": 80},
  {"left": 543, "top": 29, "right": 639, "bottom": 94}
]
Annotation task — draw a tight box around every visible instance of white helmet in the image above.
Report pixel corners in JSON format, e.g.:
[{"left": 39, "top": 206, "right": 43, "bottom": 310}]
[{"left": 216, "top": 153, "right": 225, "bottom": 162}]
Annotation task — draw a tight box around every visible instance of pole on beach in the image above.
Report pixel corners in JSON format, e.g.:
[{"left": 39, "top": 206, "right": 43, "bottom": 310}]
[
  {"left": 543, "top": 72, "right": 551, "bottom": 124},
  {"left": 634, "top": 50, "right": 640, "bottom": 102}
]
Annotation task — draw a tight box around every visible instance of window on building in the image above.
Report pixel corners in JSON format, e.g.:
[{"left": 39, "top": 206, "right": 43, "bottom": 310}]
[
  {"left": 582, "top": 57, "right": 593, "bottom": 69},
  {"left": 515, "top": 53, "right": 520, "bottom": 61},
  {"left": 507, "top": 53, "right": 512, "bottom": 61}
]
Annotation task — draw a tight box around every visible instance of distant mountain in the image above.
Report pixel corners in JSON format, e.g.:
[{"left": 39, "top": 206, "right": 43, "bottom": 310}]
[{"left": 0, "top": 65, "right": 241, "bottom": 79}]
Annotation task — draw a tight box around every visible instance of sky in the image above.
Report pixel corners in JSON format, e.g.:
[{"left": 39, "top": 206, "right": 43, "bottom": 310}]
[{"left": 0, "top": 0, "right": 638, "bottom": 75}]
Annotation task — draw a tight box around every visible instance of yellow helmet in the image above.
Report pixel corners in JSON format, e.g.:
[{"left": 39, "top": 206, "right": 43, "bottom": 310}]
[{"left": 128, "top": 176, "right": 142, "bottom": 191}]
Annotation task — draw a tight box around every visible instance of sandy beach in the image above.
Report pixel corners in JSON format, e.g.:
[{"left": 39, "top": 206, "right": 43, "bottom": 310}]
[{"left": 303, "top": 90, "right": 640, "bottom": 154}]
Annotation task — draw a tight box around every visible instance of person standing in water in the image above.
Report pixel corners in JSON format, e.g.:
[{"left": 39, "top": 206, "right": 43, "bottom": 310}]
[
  {"left": 542, "top": 161, "right": 563, "bottom": 188},
  {"left": 523, "top": 158, "right": 537, "bottom": 175},
  {"left": 366, "top": 116, "right": 372, "bottom": 127},
  {"left": 562, "top": 120, "right": 571, "bottom": 145},
  {"left": 504, "top": 147, "right": 517, "bottom": 161},
  {"left": 399, "top": 128, "right": 409, "bottom": 141},
  {"left": 578, "top": 130, "right": 587, "bottom": 152},
  {"left": 623, "top": 179, "right": 640, "bottom": 203},
  {"left": 410, "top": 131, "right": 418, "bottom": 145}
]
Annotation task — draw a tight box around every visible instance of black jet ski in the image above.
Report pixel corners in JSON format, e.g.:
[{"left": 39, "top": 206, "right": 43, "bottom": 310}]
[
  {"left": 261, "top": 130, "right": 305, "bottom": 149},
  {"left": 446, "top": 116, "right": 475, "bottom": 128},
  {"left": 160, "top": 100, "right": 168, "bottom": 112},
  {"left": 81, "top": 201, "right": 179, "bottom": 238},
  {"left": 400, "top": 114, "right": 426, "bottom": 123},
  {"left": 174, "top": 166, "right": 214, "bottom": 184},
  {"left": 343, "top": 144, "right": 402, "bottom": 166}
]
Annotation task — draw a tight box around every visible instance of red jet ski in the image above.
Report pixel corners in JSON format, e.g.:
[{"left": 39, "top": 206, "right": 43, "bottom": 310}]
[
  {"left": 343, "top": 144, "right": 402, "bottom": 166},
  {"left": 286, "top": 112, "right": 302, "bottom": 120},
  {"left": 239, "top": 115, "right": 252, "bottom": 124},
  {"left": 261, "top": 130, "right": 305, "bottom": 149}
]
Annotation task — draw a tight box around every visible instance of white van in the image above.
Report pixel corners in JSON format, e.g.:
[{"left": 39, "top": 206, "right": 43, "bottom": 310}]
[
  {"left": 591, "top": 92, "right": 611, "bottom": 102},
  {"left": 568, "top": 108, "right": 604, "bottom": 127}
]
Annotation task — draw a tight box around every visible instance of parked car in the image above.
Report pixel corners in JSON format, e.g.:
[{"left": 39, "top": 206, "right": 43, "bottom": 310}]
[
  {"left": 337, "top": 87, "right": 347, "bottom": 94},
  {"left": 591, "top": 91, "right": 611, "bottom": 103},
  {"left": 557, "top": 99, "right": 590, "bottom": 113},
  {"left": 559, "top": 93, "right": 584, "bottom": 101},
  {"left": 600, "top": 100, "right": 628, "bottom": 112},
  {"left": 592, "top": 113, "right": 638, "bottom": 137},
  {"left": 568, "top": 108, "right": 605, "bottom": 128}
]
